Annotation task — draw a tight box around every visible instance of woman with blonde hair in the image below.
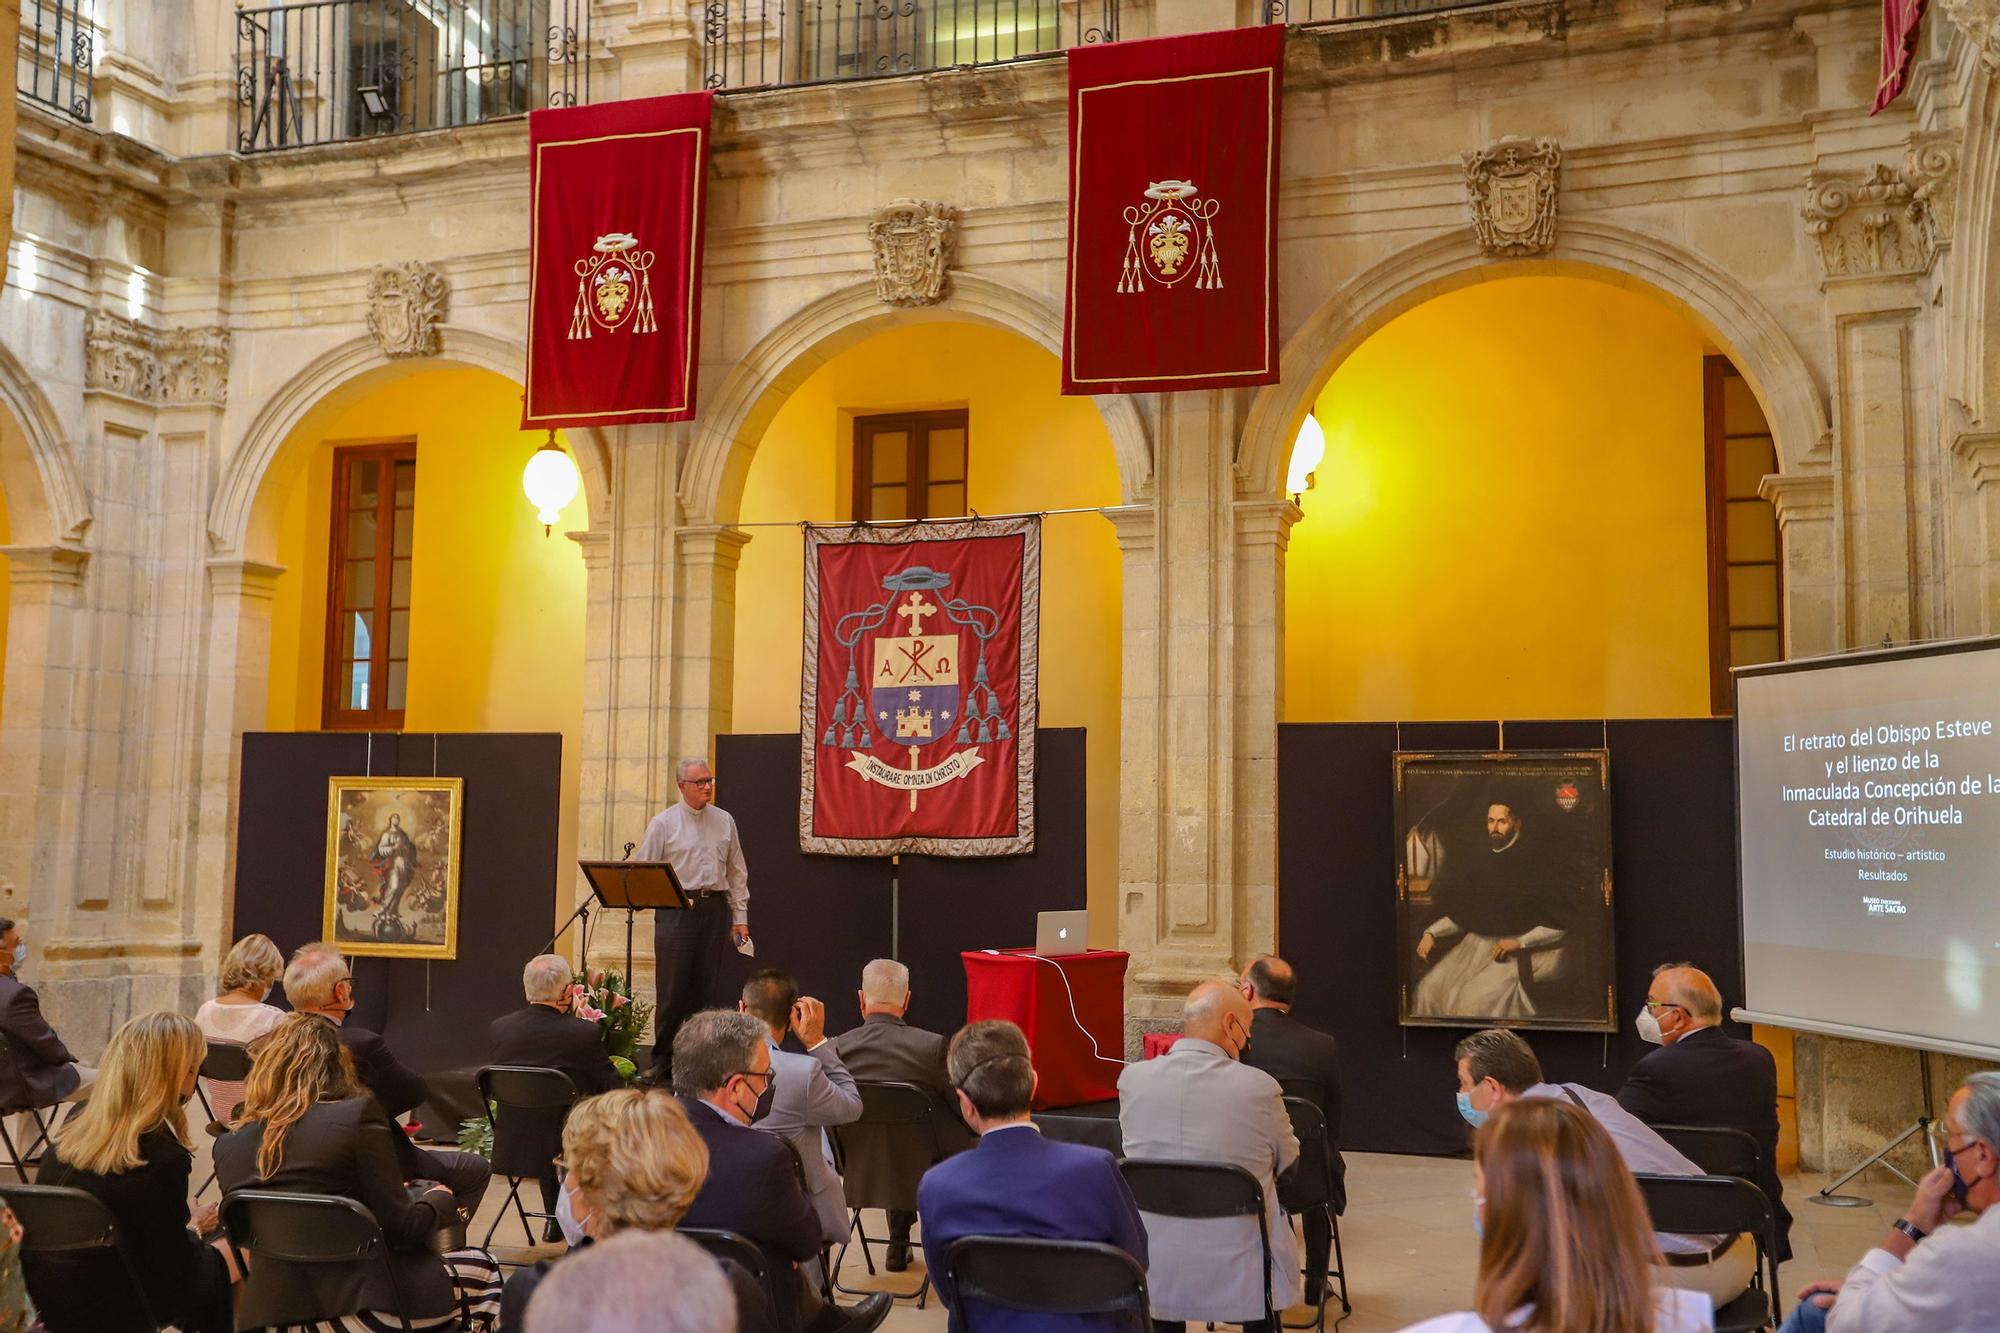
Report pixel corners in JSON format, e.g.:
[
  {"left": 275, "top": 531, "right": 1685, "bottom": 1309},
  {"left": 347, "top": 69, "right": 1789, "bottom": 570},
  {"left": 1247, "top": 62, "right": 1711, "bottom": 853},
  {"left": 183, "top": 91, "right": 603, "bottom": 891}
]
[
  {"left": 213, "top": 1012, "right": 501, "bottom": 1331},
  {"left": 37, "top": 1010, "right": 234, "bottom": 1333},
  {"left": 195, "top": 932, "right": 287, "bottom": 1122},
  {"left": 1399, "top": 1098, "right": 1714, "bottom": 1333},
  {"left": 498, "top": 1088, "right": 766, "bottom": 1330}
]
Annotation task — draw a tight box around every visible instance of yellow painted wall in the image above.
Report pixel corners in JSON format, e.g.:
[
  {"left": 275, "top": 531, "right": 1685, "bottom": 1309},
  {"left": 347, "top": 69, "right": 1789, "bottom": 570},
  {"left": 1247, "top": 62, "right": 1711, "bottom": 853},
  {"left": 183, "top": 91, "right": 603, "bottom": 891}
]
[
  {"left": 730, "top": 322, "right": 1124, "bottom": 943},
  {"left": 263, "top": 367, "right": 590, "bottom": 936},
  {"left": 1286, "top": 276, "right": 1713, "bottom": 722}
]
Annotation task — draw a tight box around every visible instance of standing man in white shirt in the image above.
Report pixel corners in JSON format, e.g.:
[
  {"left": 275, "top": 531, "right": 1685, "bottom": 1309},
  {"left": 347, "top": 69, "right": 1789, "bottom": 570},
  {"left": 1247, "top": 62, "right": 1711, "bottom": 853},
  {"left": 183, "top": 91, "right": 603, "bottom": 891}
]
[{"left": 637, "top": 756, "right": 751, "bottom": 1080}]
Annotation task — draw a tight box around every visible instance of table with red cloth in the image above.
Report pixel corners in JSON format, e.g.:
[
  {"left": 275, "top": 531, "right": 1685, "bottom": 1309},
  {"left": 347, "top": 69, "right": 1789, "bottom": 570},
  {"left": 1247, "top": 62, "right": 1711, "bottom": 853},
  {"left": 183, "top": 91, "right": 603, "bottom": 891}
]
[
  {"left": 962, "top": 948, "right": 1128, "bottom": 1110},
  {"left": 1141, "top": 1031, "right": 1183, "bottom": 1060}
]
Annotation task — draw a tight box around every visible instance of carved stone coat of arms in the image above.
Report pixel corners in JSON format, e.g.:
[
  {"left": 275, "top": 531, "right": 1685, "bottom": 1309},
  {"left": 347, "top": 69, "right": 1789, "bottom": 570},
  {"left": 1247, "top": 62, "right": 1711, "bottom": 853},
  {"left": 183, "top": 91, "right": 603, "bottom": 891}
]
[
  {"left": 367, "top": 261, "right": 448, "bottom": 359},
  {"left": 869, "top": 201, "right": 955, "bottom": 308},
  {"left": 1464, "top": 137, "right": 1562, "bottom": 258}
]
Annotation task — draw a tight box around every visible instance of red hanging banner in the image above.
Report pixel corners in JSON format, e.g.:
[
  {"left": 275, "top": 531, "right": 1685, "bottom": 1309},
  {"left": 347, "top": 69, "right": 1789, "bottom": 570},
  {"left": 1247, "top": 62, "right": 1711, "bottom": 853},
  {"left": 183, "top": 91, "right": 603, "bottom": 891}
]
[
  {"left": 799, "top": 517, "right": 1040, "bottom": 857},
  {"left": 1872, "top": 0, "right": 1929, "bottom": 113},
  {"left": 522, "top": 92, "right": 713, "bottom": 429},
  {"left": 1062, "top": 25, "right": 1284, "bottom": 396}
]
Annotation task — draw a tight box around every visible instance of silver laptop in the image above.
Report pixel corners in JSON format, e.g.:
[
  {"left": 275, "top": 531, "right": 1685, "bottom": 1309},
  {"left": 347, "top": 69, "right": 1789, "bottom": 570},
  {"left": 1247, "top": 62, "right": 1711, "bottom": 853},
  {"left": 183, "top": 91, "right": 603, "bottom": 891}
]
[{"left": 1033, "top": 909, "right": 1089, "bottom": 956}]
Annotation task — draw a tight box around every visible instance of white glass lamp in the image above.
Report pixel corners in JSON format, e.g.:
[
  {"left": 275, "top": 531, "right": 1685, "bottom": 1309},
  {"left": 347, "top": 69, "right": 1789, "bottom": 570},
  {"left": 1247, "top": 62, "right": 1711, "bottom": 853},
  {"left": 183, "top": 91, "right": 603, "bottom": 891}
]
[
  {"left": 523, "top": 431, "right": 580, "bottom": 534},
  {"left": 1286, "top": 412, "right": 1326, "bottom": 501}
]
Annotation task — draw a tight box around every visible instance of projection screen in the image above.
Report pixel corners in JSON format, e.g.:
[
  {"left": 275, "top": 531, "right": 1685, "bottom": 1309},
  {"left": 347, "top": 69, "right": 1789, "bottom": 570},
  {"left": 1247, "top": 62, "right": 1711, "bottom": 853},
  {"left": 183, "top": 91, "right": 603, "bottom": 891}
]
[{"left": 1735, "top": 637, "right": 2000, "bottom": 1062}]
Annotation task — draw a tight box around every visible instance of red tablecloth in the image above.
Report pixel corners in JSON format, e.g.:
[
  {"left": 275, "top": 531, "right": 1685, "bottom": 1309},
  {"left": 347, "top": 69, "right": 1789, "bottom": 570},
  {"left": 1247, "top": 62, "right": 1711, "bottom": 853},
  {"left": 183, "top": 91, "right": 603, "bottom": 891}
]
[
  {"left": 1142, "top": 1031, "right": 1183, "bottom": 1059},
  {"left": 962, "top": 948, "right": 1128, "bottom": 1109}
]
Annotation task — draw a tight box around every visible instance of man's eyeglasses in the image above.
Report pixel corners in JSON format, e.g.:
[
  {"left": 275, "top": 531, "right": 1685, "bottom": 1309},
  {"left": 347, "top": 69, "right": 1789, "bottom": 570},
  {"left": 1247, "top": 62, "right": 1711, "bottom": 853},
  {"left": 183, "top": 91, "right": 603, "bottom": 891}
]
[
  {"left": 1642, "top": 1000, "right": 1686, "bottom": 1013},
  {"left": 733, "top": 1067, "right": 776, "bottom": 1091},
  {"left": 681, "top": 777, "right": 716, "bottom": 788}
]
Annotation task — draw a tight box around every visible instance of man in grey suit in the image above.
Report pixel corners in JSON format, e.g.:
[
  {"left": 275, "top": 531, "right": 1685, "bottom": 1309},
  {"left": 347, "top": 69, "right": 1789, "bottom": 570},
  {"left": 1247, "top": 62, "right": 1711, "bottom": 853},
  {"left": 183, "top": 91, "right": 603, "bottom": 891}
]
[
  {"left": 830, "top": 958, "right": 974, "bottom": 1270},
  {"left": 742, "top": 968, "right": 864, "bottom": 1246},
  {"left": 1119, "top": 981, "right": 1301, "bottom": 1332}
]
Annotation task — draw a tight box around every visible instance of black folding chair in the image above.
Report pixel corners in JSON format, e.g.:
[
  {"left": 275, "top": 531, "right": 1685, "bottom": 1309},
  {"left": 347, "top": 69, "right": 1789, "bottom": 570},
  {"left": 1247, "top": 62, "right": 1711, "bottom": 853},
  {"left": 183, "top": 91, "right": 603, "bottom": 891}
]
[
  {"left": 1653, "top": 1124, "right": 1762, "bottom": 1180},
  {"left": 1633, "top": 1172, "right": 1780, "bottom": 1333},
  {"left": 1119, "top": 1157, "right": 1276, "bottom": 1327},
  {"left": 681, "top": 1225, "right": 789, "bottom": 1329},
  {"left": 194, "top": 1041, "right": 255, "bottom": 1200},
  {"left": 476, "top": 1064, "right": 580, "bottom": 1252},
  {"left": 222, "top": 1189, "right": 417, "bottom": 1333},
  {"left": 0, "top": 1104, "right": 60, "bottom": 1184},
  {"left": 944, "top": 1235, "right": 1149, "bottom": 1329},
  {"left": 831, "top": 1079, "right": 959, "bottom": 1305},
  {"left": 1278, "top": 1096, "right": 1350, "bottom": 1327},
  {"left": 3, "top": 1183, "right": 157, "bottom": 1333}
]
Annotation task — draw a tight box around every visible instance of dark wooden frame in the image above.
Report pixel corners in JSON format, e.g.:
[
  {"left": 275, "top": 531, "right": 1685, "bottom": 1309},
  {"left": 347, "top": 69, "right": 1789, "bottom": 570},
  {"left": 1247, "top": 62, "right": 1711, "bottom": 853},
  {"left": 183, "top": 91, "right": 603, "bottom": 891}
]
[
  {"left": 1702, "top": 357, "right": 1784, "bottom": 717},
  {"left": 851, "top": 409, "right": 969, "bottom": 521},
  {"left": 322, "top": 439, "right": 417, "bottom": 731}
]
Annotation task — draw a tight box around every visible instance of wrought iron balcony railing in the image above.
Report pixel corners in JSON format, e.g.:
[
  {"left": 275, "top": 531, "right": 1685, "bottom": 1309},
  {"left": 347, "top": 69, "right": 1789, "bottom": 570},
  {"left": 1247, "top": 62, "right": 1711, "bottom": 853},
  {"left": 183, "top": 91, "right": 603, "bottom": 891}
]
[
  {"left": 1263, "top": 0, "right": 1509, "bottom": 23},
  {"left": 234, "top": 0, "right": 590, "bottom": 153},
  {"left": 701, "top": 0, "right": 1117, "bottom": 92},
  {"left": 20, "top": 0, "right": 94, "bottom": 122}
]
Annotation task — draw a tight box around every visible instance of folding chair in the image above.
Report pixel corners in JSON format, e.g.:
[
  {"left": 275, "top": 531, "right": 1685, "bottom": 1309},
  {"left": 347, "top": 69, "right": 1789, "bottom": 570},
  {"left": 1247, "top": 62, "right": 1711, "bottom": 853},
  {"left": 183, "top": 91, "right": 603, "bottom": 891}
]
[
  {"left": 831, "top": 1079, "right": 954, "bottom": 1305},
  {"left": 1119, "top": 1157, "right": 1276, "bottom": 1327},
  {"left": 0, "top": 1104, "right": 59, "bottom": 1184},
  {"left": 194, "top": 1041, "right": 255, "bottom": 1200},
  {"left": 1652, "top": 1124, "right": 1762, "bottom": 1181},
  {"left": 4, "top": 1182, "right": 158, "bottom": 1333},
  {"left": 944, "top": 1235, "right": 1149, "bottom": 1330},
  {"left": 681, "top": 1225, "right": 789, "bottom": 1329},
  {"left": 476, "top": 1064, "right": 579, "bottom": 1252},
  {"left": 1278, "top": 1095, "right": 1350, "bottom": 1327},
  {"left": 1634, "top": 1172, "right": 1781, "bottom": 1333},
  {"left": 222, "top": 1189, "right": 417, "bottom": 1333}
]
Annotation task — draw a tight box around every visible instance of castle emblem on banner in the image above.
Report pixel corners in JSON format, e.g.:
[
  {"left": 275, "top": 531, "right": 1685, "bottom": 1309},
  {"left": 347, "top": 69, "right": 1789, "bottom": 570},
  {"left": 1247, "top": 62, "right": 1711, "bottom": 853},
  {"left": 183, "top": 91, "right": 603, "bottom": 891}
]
[
  {"left": 569, "top": 232, "right": 658, "bottom": 339},
  {"left": 822, "top": 566, "right": 1010, "bottom": 810},
  {"left": 1119, "top": 179, "right": 1222, "bottom": 293}
]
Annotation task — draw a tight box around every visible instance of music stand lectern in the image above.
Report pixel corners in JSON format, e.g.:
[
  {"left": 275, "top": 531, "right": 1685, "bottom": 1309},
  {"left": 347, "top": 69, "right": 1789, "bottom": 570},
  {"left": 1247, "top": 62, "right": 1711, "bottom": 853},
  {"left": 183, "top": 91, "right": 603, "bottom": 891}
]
[{"left": 578, "top": 860, "right": 690, "bottom": 983}]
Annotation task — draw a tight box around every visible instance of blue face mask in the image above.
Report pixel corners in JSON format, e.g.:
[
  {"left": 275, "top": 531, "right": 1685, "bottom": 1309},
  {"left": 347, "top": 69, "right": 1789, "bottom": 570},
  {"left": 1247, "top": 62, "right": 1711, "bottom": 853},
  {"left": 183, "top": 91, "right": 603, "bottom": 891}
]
[
  {"left": 1944, "top": 1145, "right": 1975, "bottom": 1208},
  {"left": 1457, "top": 1090, "right": 1487, "bottom": 1128},
  {"left": 1471, "top": 1192, "right": 1486, "bottom": 1238},
  {"left": 9, "top": 942, "right": 22, "bottom": 973}
]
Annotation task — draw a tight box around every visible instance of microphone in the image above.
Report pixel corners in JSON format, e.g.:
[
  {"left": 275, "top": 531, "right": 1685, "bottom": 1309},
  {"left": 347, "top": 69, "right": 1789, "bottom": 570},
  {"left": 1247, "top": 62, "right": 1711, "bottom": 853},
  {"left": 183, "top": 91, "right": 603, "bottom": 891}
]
[{"left": 623, "top": 842, "right": 636, "bottom": 859}]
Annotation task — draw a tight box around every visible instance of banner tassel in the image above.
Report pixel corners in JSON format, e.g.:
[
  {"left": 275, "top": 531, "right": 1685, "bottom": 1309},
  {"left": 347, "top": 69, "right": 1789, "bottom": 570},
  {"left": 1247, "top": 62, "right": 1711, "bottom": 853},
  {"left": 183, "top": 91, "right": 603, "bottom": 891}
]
[{"left": 569, "top": 277, "right": 592, "bottom": 340}]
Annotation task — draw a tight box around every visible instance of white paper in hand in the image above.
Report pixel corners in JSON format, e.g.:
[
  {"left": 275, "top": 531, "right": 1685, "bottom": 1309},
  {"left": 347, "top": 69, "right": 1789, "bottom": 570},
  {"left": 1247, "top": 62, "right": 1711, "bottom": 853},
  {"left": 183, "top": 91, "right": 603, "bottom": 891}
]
[{"left": 735, "top": 935, "right": 755, "bottom": 957}]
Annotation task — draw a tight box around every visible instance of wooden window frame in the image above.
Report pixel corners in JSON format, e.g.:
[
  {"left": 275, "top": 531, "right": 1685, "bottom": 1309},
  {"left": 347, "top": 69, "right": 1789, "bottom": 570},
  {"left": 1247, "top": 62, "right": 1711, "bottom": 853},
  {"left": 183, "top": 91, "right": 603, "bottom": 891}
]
[
  {"left": 851, "top": 409, "right": 969, "bottom": 522},
  {"left": 1702, "top": 357, "right": 1784, "bottom": 717},
  {"left": 322, "top": 439, "right": 416, "bottom": 731}
]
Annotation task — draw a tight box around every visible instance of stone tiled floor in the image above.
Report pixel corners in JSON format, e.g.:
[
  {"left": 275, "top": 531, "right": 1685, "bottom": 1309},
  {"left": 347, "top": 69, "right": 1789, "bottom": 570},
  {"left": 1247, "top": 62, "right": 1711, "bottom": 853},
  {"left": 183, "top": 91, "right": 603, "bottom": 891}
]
[{"left": 185, "top": 1134, "right": 1921, "bottom": 1331}]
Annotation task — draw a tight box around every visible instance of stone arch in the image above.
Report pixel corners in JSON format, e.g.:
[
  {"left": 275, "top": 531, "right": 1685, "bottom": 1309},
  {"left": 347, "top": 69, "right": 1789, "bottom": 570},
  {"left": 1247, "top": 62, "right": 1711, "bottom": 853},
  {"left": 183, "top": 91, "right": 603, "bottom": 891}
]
[
  {"left": 0, "top": 338, "right": 90, "bottom": 548},
  {"left": 209, "top": 327, "right": 612, "bottom": 563},
  {"left": 680, "top": 273, "right": 1153, "bottom": 524},
  {"left": 1240, "top": 220, "right": 1832, "bottom": 500}
]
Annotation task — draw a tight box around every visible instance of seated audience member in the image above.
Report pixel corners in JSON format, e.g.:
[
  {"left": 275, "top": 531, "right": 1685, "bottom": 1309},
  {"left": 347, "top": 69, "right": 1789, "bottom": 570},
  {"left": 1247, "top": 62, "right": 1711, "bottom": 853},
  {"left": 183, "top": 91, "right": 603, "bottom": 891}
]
[
  {"left": 0, "top": 916, "right": 94, "bottom": 1144},
  {"left": 1779, "top": 1071, "right": 2000, "bottom": 1333},
  {"left": 918, "top": 1019, "right": 1149, "bottom": 1333},
  {"left": 674, "top": 1008, "right": 891, "bottom": 1333},
  {"left": 489, "top": 953, "right": 623, "bottom": 1238},
  {"left": 214, "top": 1012, "right": 502, "bottom": 1329},
  {"left": 284, "top": 942, "right": 491, "bottom": 1223},
  {"left": 1237, "top": 954, "right": 1347, "bottom": 1301},
  {"left": 499, "top": 1088, "right": 768, "bottom": 1332},
  {"left": 1455, "top": 1028, "right": 1752, "bottom": 1309},
  {"left": 831, "top": 958, "right": 974, "bottom": 1271},
  {"left": 740, "top": 968, "right": 863, "bottom": 1246},
  {"left": 1120, "top": 981, "right": 1300, "bottom": 1331},
  {"left": 1617, "top": 962, "right": 1793, "bottom": 1262},
  {"left": 524, "top": 1229, "right": 737, "bottom": 1333},
  {"left": 0, "top": 1205, "right": 32, "bottom": 1332},
  {"left": 1398, "top": 1097, "right": 1713, "bottom": 1333},
  {"left": 38, "top": 1012, "right": 233, "bottom": 1333},
  {"left": 194, "top": 932, "right": 287, "bottom": 1123}
]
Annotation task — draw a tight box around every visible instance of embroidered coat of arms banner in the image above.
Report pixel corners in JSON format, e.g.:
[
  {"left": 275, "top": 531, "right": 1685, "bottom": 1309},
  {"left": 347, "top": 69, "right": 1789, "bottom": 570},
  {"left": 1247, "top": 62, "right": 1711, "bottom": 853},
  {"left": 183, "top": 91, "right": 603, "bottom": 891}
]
[
  {"left": 800, "top": 517, "right": 1041, "bottom": 857},
  {"left": 522, "top": 92, "right": 713, "bottom": 429},
  {"left": 1871, "top": 1, "right": 1929, "bottom": 113},
  {"left": 1062, "top": 25, "right": 1283, "bottom": 395}
]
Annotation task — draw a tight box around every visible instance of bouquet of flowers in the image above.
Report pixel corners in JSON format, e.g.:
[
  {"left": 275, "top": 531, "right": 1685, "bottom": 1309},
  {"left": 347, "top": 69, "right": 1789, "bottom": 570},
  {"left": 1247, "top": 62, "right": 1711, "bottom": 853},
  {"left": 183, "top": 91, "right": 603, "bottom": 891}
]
[{"left": 570, "top": 966, "right": 653, "bottom": 1082}]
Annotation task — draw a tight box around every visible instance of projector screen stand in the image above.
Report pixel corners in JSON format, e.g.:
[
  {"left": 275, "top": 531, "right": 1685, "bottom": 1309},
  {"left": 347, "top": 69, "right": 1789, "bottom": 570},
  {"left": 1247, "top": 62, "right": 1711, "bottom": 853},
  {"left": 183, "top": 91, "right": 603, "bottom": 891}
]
[{"left": 1808, "top": 1050, "right": 1939, "bottom": 1208}]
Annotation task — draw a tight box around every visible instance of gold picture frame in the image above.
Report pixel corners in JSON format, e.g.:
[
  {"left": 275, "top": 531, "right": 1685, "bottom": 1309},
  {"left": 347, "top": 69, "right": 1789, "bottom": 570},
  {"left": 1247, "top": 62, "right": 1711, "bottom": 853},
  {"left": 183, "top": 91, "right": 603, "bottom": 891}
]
[{"left": 323, "top": 776, "right": 464, "bottom": 960}]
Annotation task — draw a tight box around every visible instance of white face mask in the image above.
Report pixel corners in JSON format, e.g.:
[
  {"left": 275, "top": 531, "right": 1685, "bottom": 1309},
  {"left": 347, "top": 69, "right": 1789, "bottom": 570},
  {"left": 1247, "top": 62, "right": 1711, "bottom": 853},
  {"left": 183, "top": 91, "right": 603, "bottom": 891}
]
[{"left": 1636, "top": 1005, "right": 1664, "bottom": 1045}]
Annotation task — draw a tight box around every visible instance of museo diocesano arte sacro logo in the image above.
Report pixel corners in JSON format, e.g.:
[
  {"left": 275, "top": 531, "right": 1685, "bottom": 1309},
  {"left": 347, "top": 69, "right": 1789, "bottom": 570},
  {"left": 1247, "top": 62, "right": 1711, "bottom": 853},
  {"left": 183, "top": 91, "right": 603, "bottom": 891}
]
[
  {"left": 821, "top": 566, "right": 1012, "bottom": 811},
  {"left": 569, "top": 231, "right": 658, "bottom": 339},
  {"left": 1119, "top": 179, "right": 1223, "bottom": 293}
]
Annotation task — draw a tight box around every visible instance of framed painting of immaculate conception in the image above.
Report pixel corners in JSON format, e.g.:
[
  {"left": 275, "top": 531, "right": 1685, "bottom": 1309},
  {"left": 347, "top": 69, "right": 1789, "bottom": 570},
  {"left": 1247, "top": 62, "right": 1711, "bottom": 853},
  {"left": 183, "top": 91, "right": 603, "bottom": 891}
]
[
  {"left": 1396, "top": 751, "right": 1614, "bottom": 1032},
  {"left": 323, "top": 776, "right": 464, "bottom": 959}
]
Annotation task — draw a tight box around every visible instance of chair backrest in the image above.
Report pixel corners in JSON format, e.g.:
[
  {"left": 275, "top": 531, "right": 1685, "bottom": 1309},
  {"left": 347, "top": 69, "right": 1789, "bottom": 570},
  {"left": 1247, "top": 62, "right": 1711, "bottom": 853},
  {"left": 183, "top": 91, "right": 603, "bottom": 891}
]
[
  {"left": 680, "top": 1224, "right": 787, "bottom": 1324},
  {"left": 1652, "top": 1124, "right": 1761, "bottom": 1180},
  {"left": 201, "top": 1040, "right": 253, "bottom": 1083},
  {"left": 221, "top": 1189, "right": 387, "bottom": 1263},
  {"left": 4, "top": 1183, "right": 159, "bottom": 1333},
  {"left": 1278, "top": 1096, "right": 1333, "bottom": 1215},
  {"left": 946, "top": 1235, "right": 1148, "bottom": 1320},
  {"left": 1633, "top": 1171, "right": 1780, "bottom": 1307},
  {"left": 1118, "top": 1157, "right": 1274, "bottom": 1321},
  {"left": 478, "top": 1065, "right": 580, "bottom": 1178},
  {"left": 836, "top": 1080, "right": 950, "bottom": 1213}
]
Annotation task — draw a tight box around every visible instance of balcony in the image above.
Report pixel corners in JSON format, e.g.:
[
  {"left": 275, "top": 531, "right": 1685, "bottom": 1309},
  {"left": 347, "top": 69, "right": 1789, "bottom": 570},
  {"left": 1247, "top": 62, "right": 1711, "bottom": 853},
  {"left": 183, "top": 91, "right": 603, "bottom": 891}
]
[
  {"left": 234, "top": 0, "right": 591, "bottom": 153},
  {"left": 1263, "top": 0, "right": 1509, "bottom": 22},
  {"left": 20, "top": 0, "right": 95, "bottom": 123}
]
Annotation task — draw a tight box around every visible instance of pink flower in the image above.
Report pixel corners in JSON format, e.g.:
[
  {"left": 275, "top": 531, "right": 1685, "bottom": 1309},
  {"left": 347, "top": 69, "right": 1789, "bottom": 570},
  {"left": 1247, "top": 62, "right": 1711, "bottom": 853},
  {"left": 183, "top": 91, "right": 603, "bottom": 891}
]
[
  {"left": 570, "top": 983, "right": 586, "bottom": 998},
  {"left": 611, "top": 994, "right": 628, "bottom": 1009},
  {"left": 578, "top": 1004, "right": 605, "bottom": 1022},
  {"left": 589, "top": 970, "right": 605, "bottom": 986}
]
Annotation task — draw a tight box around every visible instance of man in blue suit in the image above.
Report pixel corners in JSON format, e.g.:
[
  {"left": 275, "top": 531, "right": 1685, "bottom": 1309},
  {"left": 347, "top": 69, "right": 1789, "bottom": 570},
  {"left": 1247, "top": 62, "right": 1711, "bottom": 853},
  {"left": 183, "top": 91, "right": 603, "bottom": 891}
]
[{"left": 919, "top": 1019, "right": 1149, "bottom": 1332}]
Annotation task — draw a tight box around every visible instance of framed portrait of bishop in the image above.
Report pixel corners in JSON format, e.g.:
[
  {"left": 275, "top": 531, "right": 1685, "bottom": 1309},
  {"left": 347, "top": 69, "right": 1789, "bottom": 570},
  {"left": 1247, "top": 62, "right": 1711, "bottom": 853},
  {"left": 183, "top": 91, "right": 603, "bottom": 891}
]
[{"left": 323, "top": 776, "right": 464, "bottom": 960}]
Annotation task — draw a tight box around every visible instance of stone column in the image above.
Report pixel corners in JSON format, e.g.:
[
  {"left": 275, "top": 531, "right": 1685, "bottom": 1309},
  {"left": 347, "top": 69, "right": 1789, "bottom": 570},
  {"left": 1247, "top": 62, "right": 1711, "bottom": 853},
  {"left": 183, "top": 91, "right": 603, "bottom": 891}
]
[
  {"left": 199, "top": 558, "right": 285, "bottom": 945},
  {"left": 1761, "top": 473, "right": 1841, "bottom": 657},
  {"left": 1230, "top": 497, "right": 1299, "bottom": 965},
  {"left": 671, "top": 525, "right": 753, "bottom": 768},
  {"left": 570, "top": 527, "right": 615, "bottom": 948},
  {"left": 1951, "top": 433, "right": 2000, "bottom": 633}
]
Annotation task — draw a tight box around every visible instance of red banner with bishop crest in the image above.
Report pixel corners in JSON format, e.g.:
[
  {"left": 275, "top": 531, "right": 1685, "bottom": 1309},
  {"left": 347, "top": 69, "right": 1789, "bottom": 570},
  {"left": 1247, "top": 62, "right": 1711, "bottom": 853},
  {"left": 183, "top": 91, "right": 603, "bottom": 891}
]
[
  {"left": 1062, "top": 25, "right": 1284, "bottom": 395},
  {"left": 522, "top": 92, "right": 713, "bottom": 429},
  {"left": 800, "top": 518, "right": 1040, "bottom": 857},
  {"left": 1872, "top": 0, "right": 1930, "bottom": 113}
]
